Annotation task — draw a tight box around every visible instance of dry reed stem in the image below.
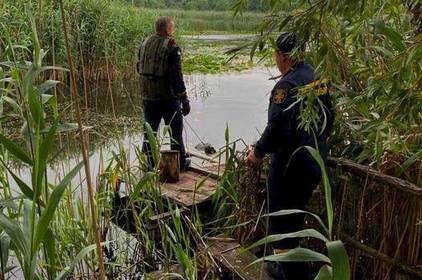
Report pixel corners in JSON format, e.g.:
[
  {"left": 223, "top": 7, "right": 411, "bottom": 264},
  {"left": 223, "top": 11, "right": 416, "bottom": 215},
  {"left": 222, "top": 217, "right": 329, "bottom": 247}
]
[
  {"left": 232, "top": 157, "right": 266, "bottom": 244},
  {"left": 328, "top": 165, "right": 422, "bottom": 279},
  {"left": 59, "top": 1, "right": 106, "bottom": 279}
]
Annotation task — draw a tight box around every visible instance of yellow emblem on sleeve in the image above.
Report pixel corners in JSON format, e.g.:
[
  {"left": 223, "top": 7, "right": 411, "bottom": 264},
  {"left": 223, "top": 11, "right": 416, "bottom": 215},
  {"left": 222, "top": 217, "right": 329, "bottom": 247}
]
[
  {"left": 298, "top": 79, "right": 330, "bottom": 97},
  {"left": 273, "top": 88, "right": 286, "bottom": 104}
]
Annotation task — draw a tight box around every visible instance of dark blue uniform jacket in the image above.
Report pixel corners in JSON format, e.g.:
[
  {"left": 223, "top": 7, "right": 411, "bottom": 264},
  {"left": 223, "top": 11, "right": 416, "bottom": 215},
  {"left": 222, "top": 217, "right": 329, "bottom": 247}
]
[{"left": 254, "top": 61, "right": 334, "bottom": 164}]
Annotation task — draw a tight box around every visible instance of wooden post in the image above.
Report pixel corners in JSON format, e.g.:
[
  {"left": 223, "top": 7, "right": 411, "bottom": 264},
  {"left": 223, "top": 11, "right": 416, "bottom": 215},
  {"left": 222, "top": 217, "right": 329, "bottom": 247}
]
[{"left": 160, "top": 150, "right": 180, "bottom": 183}]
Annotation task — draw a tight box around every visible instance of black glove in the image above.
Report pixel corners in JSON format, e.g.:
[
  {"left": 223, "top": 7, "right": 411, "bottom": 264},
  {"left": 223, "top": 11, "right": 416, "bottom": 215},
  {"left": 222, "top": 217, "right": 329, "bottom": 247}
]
[
  {"left": 177, "top": 92, "right": 190, "bottom": 116},
  {"left": 181, "top": 98, "right": 190, "bottom": 116}
]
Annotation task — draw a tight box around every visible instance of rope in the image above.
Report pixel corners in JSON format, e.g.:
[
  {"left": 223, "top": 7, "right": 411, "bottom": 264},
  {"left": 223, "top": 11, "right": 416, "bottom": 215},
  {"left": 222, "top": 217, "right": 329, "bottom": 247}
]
[{"left": 183, "top": 117, "right": 206, "bottom": 145}]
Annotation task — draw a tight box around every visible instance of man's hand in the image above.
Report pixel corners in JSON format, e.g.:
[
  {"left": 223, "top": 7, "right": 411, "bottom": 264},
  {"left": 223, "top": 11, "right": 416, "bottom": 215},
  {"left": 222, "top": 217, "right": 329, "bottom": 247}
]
[
  {"left": 246, "top": 148, "right": 262, "bottom": 166},
  {"left": 181, "top": 98, "right": 190, "bottom": 116},
  {"left": 177, "top": 92, "right": 190, "bottom": 116}
]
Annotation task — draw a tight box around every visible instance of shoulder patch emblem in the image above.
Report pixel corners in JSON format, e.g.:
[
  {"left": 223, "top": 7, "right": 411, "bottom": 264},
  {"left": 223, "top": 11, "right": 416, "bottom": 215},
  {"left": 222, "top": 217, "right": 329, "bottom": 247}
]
[{"left": 273, "top": 88, "right": 286, "bottom": 104}]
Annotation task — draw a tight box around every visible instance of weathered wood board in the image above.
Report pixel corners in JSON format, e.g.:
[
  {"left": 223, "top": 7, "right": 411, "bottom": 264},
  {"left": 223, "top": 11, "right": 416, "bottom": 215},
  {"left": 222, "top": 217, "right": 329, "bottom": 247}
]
[
  {"left": 207, "top": 237, "right": 274, "bottom": 280},
  {"left": 161, "top": 169, "right": 218, "bottom": 207}
]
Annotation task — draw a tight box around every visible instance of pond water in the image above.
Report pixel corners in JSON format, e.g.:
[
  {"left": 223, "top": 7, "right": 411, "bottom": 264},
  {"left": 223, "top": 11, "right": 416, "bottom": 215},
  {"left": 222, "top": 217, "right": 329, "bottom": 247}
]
[{"left": 9, "top": 66, "right": 280, "bottom": 190}]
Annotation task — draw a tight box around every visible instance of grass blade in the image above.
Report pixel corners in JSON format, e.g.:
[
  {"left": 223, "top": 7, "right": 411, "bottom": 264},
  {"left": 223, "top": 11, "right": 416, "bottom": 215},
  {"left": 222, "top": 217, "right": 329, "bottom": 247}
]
[
  {"left": 304, "top": 146, "right": 333, "bottom": 238},
  {"left": 245, "top": 229, "right": 329, "bottom": 251},
  {"left": 327, "top": 240, "right": 350, "bottom": 280},
  {"left": 0, "top": 158, "right": 36, "bottom": 203},
  {"left": 250, "top": 247, "right": 331, "bottom": 266},
  {"left": 0, "top": 214, "right": 30, "bottom": 262},
  {"left": 34, "top": 122, "right": 57, "bottom": 199},
  {"left": 144, "top": 122, "right": 160, "bottom": 168},
  {"left": 0, "top": 134, "right": 33, "bottom": 165},
  {"left": 314, "top": 264, "right": 333, "bottom": 280},
  {"left": 264, "top": 209, "right": 329, "bottom": 235}
]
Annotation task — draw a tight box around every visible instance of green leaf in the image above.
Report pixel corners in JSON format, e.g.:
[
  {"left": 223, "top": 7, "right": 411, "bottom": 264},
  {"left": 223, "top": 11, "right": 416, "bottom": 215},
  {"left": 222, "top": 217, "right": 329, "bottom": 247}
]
[
  {"left": 44, "top": 228, "right": 57, "bottom": 278},
  {"left": 0, "top": 158, "right": 36, "bottom": 202},
  {"left": 369, "top": 46, "right": 393, "bottom": 58},
  {"left": 245, "top": 229, "right": 329, "bottom": 251},
  {"left": 399, "top": 150, "right": 422, "bottom": 177},
  {"left": 0, "top": 198, "right": 20, "bottom": 211},
  {"left": 41, "top": 94, "right": 53, "bottom": 105},
  {"left": 0, "top": 234, "right": 10, "bottom": 270},
  {"left": 0, "top": 134, "right": 33, "bottom": 165},
  {"left": 33, "top": 159, "right": 85, "bottom": 252},
  {"left": 304, "top": 146, "right": 333, "bottom": 238},
  {"left": 1, "top": 96, "right": 21, "bottom": 113},
  {"left": 327, "top": 241, "right": 350, "bottom": 280},
  {"left": 34, "top": 122, "right": 57, "bottom": 199},
  {"left": 0, "top": 214, "right": 30, "bottom": 261},
  {"left": 28, "top": 85, "right": 43, "bottom": 128},
  {"left": 37, "top": 80, "right": 59, "bottom": 95},
  {"left": 264, "top": 209, "right": 329, "bottom": 235},
  {"left": 373, "top": 20, "right": 405, "bottom": 51},
  {"left": 250, "top": 247, "right": 331, "bottom": 266},
  {"left": 314, "top": 264, "right": 333, "bottom": 280},
  {"left": 144, "top": 122, "right": 160, "bottom": 168}
]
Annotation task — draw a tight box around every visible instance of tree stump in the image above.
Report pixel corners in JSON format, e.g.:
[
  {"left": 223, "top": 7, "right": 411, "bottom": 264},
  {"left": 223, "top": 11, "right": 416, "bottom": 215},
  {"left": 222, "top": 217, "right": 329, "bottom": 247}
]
[{"left": 160, "top": 150, "right": 180, "bottom": 183}]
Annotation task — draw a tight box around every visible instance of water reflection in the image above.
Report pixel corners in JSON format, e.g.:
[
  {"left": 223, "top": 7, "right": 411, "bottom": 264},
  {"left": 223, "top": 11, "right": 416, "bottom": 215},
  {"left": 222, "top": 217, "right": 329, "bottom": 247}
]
[{"left": 185, "top": 68, "right": 276, "bottom": 148}]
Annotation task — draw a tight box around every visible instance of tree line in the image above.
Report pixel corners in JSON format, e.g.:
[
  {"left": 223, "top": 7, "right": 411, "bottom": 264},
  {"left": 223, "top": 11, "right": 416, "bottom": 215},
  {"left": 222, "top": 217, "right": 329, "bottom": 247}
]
[{"left": 125, "top": 0, "right": 269, "bottom": 11}]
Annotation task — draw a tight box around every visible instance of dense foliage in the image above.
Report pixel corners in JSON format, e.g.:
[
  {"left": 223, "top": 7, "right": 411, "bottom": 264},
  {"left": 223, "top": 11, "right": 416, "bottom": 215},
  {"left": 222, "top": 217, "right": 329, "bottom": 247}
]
[
  {"left": 0, "top": 0, "right": 262, "bottom": 83},
  {"left": 235, "top": 0, "right": 421, "bottom": 181}
]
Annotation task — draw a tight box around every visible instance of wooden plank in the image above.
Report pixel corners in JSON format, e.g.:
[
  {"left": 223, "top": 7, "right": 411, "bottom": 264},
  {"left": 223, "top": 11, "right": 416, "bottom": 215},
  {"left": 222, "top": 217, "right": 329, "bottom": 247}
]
[
  {"left": 144, "top": 264, "right": 184, "bottom": 279},
  {"left": 207, "top": 238, "right": 273, "bottom": 280},
  {"left": 148, "top": 208, "right": 188, "bottom": 223},
  {"left": 116, "top": 168, "right": 219, "bottom": 208},
  {"left": 161, "top": 170, "right": 218, "bottom": 207}
]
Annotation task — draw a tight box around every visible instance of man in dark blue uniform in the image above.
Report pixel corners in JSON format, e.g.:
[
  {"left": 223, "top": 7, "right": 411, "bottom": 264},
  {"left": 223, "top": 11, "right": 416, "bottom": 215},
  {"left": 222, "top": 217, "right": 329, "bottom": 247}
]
[
  {"left": 138, "top": 17, "right": 190, "bottom": 170},
  {"left": 247, "top": 33, "right": 334, "bottom": 279}
]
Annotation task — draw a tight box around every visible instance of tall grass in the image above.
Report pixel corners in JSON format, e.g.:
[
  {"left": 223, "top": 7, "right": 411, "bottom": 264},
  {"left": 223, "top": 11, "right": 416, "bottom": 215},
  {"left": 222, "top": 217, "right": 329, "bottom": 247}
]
[
  {"left": 0, "top": 7, "right": 99, "bottom": 279},
  {"left": 0, "top": 0, "right": 263, "bottom": 85},
  {"left": 146, "top": 8, "right": 264, "bottom": 33}
]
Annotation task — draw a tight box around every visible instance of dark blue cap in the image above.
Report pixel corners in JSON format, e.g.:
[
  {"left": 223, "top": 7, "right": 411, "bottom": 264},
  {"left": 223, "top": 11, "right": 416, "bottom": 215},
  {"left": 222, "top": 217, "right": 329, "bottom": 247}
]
[{"left": 275, "top": 32, "right": 298, "bottom": 54}]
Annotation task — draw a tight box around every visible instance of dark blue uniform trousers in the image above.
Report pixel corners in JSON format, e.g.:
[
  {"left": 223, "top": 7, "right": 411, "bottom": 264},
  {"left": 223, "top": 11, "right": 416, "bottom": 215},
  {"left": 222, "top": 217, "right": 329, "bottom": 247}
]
[
  {"left": 142, "top": 99, "right": 186, "bottom": 167},
  {"left": 268, "top": 150, "right": 322, "bottom": 279}
]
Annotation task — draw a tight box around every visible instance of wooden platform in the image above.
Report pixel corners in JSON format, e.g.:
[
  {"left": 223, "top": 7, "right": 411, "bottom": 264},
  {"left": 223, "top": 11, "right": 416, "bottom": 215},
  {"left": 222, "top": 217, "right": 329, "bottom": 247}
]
[
  {"left": 160, "top": 168, "right": 218, "bottom": 207},
  {"left": 145, "top": 237, "right": 273, "bottom": 280},
  {"left": 207, "top": 237, "right": 273, "bottom": 280},
  {"left": 112, "top": 165, "right": 222, "bottom": 234}
]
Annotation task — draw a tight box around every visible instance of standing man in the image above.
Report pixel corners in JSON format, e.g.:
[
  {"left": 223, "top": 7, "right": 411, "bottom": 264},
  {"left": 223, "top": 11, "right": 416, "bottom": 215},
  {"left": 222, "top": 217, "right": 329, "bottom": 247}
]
[
  {"left": 138, "top": 16, "right": 190, "bottom": 170},
  {"left": 246, "top": 33, "right": 334, "bottom": 279}
]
